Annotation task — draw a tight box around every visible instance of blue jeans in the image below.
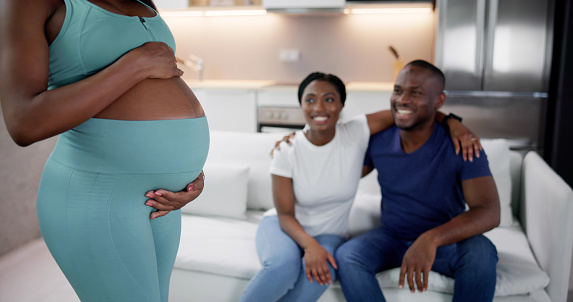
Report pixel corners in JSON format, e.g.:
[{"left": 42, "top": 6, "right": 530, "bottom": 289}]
[
  {"left": 335, "top": 227, "right": 498, "bottom": 302},
  {"left": 240, "top": 216, "right": 346, "bottom": 302}
]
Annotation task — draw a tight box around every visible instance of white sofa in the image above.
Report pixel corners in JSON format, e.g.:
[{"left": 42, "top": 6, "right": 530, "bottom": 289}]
[{"left": 169, "top": 130, "right": 573, "bottom": 302}]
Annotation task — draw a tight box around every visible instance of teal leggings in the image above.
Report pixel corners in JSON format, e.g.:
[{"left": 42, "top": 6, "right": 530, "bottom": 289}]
[{"left": 37, "top": 117, "right": 209, "bottom": 302}]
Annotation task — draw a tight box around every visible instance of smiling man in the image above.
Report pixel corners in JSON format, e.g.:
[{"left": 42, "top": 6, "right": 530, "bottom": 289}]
[{"left": 335, "top": 60, "right": 501, "bottom": 302}]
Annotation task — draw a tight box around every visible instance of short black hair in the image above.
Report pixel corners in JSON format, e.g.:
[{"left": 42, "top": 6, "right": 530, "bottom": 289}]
[
  {"left": 405, "top": 60, "right": 446, "bottom": 91},
  {"left": 297, "top": 72, "right": 346, "bottom": 106}
]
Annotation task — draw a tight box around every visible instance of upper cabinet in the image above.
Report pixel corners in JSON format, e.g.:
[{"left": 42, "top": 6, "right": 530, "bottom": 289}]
[
  {"left": 157, "top": 0, "right": 431, "bottom": 10},
  {"left": 154, "top": 0, "right": 189, "bottom": 9},
  {"left": 262, "top": 0, "right": 345, "bottom": 9},
  {"left": 188, "top": 0, "right": 262, "bottom": 6},
  {"left": 154, "top": 0, "right": 263, "bottom": 9}
]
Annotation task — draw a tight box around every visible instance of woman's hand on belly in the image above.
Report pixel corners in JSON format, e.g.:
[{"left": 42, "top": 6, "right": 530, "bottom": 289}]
[
  {"left": 131, "top": 42, "right": 184, "bottom": 80},
  {"left": 144, "top": 171, "right": 205, "bottom": 220}
]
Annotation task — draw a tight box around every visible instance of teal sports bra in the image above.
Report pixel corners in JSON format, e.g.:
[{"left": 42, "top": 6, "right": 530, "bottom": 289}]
[{"left": 48, "top": 0, "right": 176, "bottom": 90}]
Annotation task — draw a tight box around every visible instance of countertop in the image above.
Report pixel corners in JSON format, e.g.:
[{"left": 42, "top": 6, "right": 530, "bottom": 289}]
[
  {"left": 184, "top": 79, "right": 276, "bottom": 89},
  {"left": 184, "top": 79, "right": 394, "bottom": 92}
]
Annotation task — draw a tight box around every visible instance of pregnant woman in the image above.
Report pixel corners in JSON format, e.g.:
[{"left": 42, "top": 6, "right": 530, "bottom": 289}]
[{"left": 0, "top": 0, "right": 208, "bottom": 301}]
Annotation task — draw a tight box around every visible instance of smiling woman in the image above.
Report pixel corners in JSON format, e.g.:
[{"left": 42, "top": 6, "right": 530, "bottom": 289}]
[
  {"left": 298, "top": 72, "right": 346, "bottom": 146},
  {"left": 0, "top": 0, "right": 210, "bottom": 301}
]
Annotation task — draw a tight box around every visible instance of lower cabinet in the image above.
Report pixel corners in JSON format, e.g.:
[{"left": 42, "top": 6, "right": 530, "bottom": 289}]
[
  {"left": 192, "top": 86, "right": 392, "bottom": 133},
  {"left": 342, "top": 91, "right": 392, "bottom": 120},
  {"left": 194, "top": 88, "right": 258, "bottom": 133}
]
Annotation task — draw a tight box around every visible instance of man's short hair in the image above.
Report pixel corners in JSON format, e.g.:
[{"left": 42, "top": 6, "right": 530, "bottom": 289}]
[{"left": 405, "top": 60, "right": 446, "bottom": 91}]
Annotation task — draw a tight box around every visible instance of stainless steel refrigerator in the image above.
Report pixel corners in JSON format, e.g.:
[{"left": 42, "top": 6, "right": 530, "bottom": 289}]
[{"left": 434, "top": 0, "right": 554, "bottom": 152}]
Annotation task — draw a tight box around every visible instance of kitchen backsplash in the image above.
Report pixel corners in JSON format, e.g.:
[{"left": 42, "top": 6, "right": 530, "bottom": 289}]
[{"left": 163, "top": 10, "right": 435, "bottom": 83}]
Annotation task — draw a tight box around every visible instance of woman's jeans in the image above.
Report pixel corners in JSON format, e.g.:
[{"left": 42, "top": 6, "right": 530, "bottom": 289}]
[
  {"left": 335, "top": 227, "right": 498, "bottom": 302},
  {"left": 240, "top": 216, "right": 346, "bottom": 302}
]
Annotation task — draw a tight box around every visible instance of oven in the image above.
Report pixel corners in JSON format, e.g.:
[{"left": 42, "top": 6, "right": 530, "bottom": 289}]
[{"left": 257, "top": 107, "right": 306, "bottom": 133}]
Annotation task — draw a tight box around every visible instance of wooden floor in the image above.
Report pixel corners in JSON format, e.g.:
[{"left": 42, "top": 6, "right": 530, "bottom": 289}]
[
  {"left": 0, "top": 238, "right": 79, "bottom": 302},
  {"left": 1, "top": 238, "right": 573, "bottom": 302}
]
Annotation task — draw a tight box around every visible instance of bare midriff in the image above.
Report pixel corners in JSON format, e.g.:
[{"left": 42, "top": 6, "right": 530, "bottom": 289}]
[{"left": 94, "top": 77, "right": 205, "bottom": 120}]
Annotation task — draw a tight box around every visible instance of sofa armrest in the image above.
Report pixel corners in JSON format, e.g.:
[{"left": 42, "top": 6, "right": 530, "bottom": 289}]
[{"left": 520, "top": 151, "right": 573, "bottom": 302}]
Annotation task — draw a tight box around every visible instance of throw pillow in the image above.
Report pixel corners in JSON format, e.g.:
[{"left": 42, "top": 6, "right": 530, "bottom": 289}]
[
  {"left": 181, "top": 162, "right": 250, "bottom": 219},
  {"left": 480, "top": 139, "right": 513, "bottom": 227}
]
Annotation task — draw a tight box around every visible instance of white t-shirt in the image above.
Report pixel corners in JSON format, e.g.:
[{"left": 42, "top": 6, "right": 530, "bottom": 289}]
[{"left": 267, "top": 114, "right": 370, "bottom": 237}]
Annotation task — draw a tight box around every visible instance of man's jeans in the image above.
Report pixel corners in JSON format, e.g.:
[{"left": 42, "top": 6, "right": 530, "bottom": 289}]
[
  {"left": 335, "top": 227, "right": 498, "bottom": 302},
  {"left": 240, "top": 216, "right": 346, "bottom": 302}
]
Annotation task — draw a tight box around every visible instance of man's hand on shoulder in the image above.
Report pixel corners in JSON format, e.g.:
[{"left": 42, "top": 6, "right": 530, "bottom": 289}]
[{"left": 269, "top": 132, "right": 296, "bottom": 158}]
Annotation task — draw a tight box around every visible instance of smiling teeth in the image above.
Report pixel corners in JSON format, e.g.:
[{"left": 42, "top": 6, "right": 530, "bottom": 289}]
[
  {"left": 397, "top": 109, "right": 412, "bottom": 115},
  {"left": 314, "top": 116, "right": 327, "bottom": 121}
]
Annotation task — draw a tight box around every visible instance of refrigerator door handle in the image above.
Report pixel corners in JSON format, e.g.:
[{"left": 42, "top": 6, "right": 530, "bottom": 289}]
[
  {"left": 484, "top": 0, "right": 499, "bottom": 82},
  {"left": 475, "top": 0, "right": 487, "bottom": 78}
]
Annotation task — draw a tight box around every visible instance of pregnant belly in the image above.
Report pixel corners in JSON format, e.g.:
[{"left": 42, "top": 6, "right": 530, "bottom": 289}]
[{"left": 94, "top": 77, "right": 204, "bottom": 120}]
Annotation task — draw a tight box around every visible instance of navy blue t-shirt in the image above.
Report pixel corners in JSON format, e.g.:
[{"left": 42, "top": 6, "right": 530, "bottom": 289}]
[{"left": 364, "top": 123, "right": 492, "bottom": 240}]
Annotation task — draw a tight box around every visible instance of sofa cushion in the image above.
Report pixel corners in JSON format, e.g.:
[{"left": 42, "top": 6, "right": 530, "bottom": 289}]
[
  {"left": 481, "top": 139, "right": 513, "bottom": 227},
  {"left": 206, "top": 131, "right": 285, "bottom": 211},
  {"left": 175, "top": 215, "right": 262, "bottom": 279},
  {"left": 348, "top": 193, "right": 381, "bottom": 237},
  {"left": 181, "top": 163, "right": 250, "bottom": 219},
  {"left": 377, "top": 221, "right": 549, "bottom": 296},
  {"left": 176, "top": 215, "right": 548, "bottom": 297}
]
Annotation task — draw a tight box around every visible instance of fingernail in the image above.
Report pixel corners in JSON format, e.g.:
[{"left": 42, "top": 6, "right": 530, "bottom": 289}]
[
  {"left": 187, "top": 185, "right": 194, "bottom": 191},
  {"left": 145, "top": 193, "right": 153, "bottom": 198},
  {"left": 146, "top": 202, "right": 152, "bottom": 206},
  {"left": 155, "top": 191, "right": 163, "bottom": 196}
]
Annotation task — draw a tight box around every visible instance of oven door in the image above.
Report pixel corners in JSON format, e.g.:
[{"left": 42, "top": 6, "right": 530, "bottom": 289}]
[{"left": 257, "top": 107, "right": 306, "bottom": 133}]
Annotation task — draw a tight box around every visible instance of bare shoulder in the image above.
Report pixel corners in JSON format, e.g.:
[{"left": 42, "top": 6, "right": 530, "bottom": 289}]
[
  {"left": 0, "top": 0, "right": 64, "bottom": 28},
  {"left": 0, "top": 0, "right": 62, "bottom": 15},
  {"left": 0, "top": 0, "right": 65, "bottom": 99}
]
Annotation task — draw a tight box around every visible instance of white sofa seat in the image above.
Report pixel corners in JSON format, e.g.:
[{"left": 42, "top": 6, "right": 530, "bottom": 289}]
[
  {"left": 174, "top": 210, "right": 550, "bottom": 301},
  {"left": 169, "top": 131, "right": 573, "bottom": 302},
  {"left": 176, "top": 215, "right": 261, "bottom": 280}
]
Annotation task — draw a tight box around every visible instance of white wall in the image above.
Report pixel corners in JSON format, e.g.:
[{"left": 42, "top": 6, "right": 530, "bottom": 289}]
[
  {"left": 0, "top": 109, "right": 57, "bottom": 256},
  {"left": 164, "top": 11, "right": 435, "bottom": 83}
]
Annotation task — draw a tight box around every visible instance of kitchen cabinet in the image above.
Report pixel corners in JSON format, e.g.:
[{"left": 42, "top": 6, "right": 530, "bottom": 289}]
[
  {"left": 155, "top": 0, "right": 263, "bottom": 9},
  {"left": 186, "top": 81, "right": 393, "bottom": 133},
  {"left": 154, "top": 0, "right": 189, "bottom": 9},
  {"left": 193, "top": 88, "right": 258, "bottom": 133},
  {"left": 189, "top": 0, "right": 262, "bottom": 6},
  {"left": 262, "top": 0, "right": 344, "bottom": 9},
  {"left": 257, "top": 87, "right": 299, "bottom": 107},
  {"left": 342, "top": 83, "right": 393, "bottom": 119},
  {"left": 342, "top": 91, "right": 392, "bottom": 120},
  {"left": 258, "top": 83, "right": 393, "bottom": 123}
]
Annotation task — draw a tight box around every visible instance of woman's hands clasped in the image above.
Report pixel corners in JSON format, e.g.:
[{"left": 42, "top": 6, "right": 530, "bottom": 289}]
[{"left": 144, "top": 171, "right": 205, "bottom": 220}]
